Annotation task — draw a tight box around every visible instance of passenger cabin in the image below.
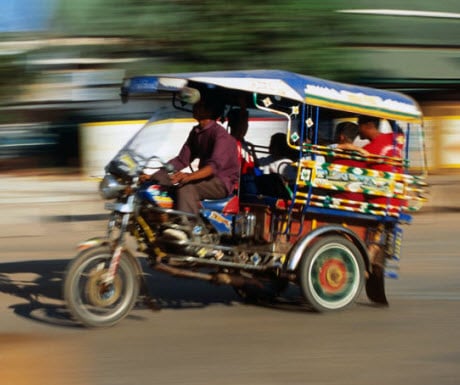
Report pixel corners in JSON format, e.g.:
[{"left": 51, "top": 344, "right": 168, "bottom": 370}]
[{"left": 121, "top": 70, "right": 428, "bottom": 243}]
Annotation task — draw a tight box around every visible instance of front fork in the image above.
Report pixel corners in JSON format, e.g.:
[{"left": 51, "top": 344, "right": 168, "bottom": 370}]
[{"left": 103, "top": 196, "right": 135, "bottom": 284}]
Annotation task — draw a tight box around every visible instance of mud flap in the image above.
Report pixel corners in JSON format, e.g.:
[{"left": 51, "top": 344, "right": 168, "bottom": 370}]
[{"left": 365, "top": 265, "right": 388, "bottom": 306}]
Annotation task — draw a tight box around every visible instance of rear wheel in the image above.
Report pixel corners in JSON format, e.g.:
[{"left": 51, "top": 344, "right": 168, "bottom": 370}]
[
  {"left": 299, "top": 236, "right": 364, "bottom": 312},
  {"left": 63, "top": 246, "right": 140, "bottom": 327}
]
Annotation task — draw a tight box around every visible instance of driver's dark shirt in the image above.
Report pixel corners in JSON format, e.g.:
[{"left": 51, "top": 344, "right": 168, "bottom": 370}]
[{"left": 169, "top": 120, "right": 239, "bottom": 194}]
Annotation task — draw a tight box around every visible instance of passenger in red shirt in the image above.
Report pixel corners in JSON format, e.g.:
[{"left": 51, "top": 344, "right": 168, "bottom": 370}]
[
  {"left": 358, "top": 115, "right": 405, "bottom": 210},
  {"left": 357, "top": 115, "right": 406, "bottom": 303},
  {"left": 331, "top": 121, "right": 366, "bottom": 203}
]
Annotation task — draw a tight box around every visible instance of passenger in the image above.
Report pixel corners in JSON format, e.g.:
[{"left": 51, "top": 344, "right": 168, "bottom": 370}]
[
  {"left": 358, "top": 115, "right": 404, "bottom": 207},
  {"left": 331, "top": 121, "right": 369, "bottom": 157},
  {"left": 358, "top": 115, "right": 404, "bottom": 174},
  {"left": 330, "top": 117, "right": 404, "bottom": 206},
  {"left": 302, "top": 135, "right": 326, "bottom": 163},
  {"left": 227, "top": 107, "right": 260, "bottom": 195},
  {"left": 147, "top": 98, "right": 240, "bottom": 215},
  {"left": 258, "top": 133, "right": 297, "bottom": 183},
  {"left": 227, "top": 107, "right": 256, "bottom": 175},
  {"left": 357, "top": 115, "right": 405, "bottom": 294},
  {"left": 330, "top": 122, "right": 366, "bottom": 203}
]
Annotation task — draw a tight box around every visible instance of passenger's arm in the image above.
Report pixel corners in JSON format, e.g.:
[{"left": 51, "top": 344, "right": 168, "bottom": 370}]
[{"left": 336, "top": 143, "right": 369, "bottom": 157}]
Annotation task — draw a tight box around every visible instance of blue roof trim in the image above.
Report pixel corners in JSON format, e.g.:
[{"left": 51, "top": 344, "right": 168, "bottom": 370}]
[
  {"left": 123, "top": 69, "right": 422, "bottom": 120},
  {"left": 128, "top": 76, "right": 159, "bottom": 93}
]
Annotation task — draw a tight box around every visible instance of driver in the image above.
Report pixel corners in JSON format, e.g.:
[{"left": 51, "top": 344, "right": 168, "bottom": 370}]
[{"left": 148, "top": 97, "right": 239, "bottom": 215}]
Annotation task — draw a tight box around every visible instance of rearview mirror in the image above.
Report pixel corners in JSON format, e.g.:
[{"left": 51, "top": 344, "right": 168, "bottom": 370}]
[{"left": 179, "top": 87, "right": 201, "bottom": 105}]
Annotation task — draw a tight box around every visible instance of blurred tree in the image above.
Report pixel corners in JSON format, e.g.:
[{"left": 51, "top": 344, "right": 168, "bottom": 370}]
[
  {"left": 50, "top": 0, "right": 360, "bottom": 80},
  {"left": 0, "top": 56, "right": 22, "bottom": 104},
  {"left": 0, "top": 54, "right": 34, "bottom": 121}
]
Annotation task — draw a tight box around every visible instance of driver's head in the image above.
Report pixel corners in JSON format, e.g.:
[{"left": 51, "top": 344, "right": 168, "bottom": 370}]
[{"left": 193, "top": 98, "right": 224, "bottom": 122}]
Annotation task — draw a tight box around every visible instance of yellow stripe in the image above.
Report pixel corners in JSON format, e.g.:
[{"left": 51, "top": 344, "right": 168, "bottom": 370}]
[
  {"left": 149, "top": 118, "right": 195, "bottom": 125},
  {"left": 81, "top": 120, "right": 148, "bottom": 127}
]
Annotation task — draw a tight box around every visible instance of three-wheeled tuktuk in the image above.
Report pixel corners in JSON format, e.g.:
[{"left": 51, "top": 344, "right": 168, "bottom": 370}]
[{"left": 63, "top": 70, "right": 427, "bottom": 327}]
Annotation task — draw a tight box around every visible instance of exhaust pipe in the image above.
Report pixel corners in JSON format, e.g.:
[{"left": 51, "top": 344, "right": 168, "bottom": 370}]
[{"left": 152, "top": 256, "right": 263, "bottom": 288}]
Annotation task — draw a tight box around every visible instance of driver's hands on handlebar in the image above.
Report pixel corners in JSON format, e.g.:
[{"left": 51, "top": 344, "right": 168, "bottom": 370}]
[
  {"left": 139, "top": 173, "right": 152, "bottom": 183},
  {"left": 169, "top": 171, "right": 192, "bottom": 185},
  {"left": 171, "top": 165, "right": 213, "bottom": 186},
  {"left": 139, "top": 165, "right": 213, "bottom": 186}
]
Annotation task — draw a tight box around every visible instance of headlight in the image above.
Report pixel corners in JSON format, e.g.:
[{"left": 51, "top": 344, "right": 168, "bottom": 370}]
[{"left": 99, "top": 174, "right": 126, "bottom": 199}]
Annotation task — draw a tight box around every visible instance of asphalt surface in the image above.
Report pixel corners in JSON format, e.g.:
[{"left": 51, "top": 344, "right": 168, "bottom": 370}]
[{"left": 1, "top": 170, "right": 460, "bottom": 385}]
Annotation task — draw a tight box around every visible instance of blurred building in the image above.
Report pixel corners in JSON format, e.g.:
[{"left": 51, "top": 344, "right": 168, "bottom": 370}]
[
  {"left": 336, "top": 5, "right": 460, "bottom": 171},
  {"left": 0, "top": 1, "right": 459, "bottom": 173}
]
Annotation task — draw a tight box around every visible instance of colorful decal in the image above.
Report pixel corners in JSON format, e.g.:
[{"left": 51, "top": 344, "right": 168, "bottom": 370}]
[
  {"left": 208, "top": 211, "right": 232, "bottom": 228},
  {"left": 202, "top": 210, "right": 233, "bottom": 234},
  {"left": 291, "top": 160, "right": 428, "bottom": 216},
  {"left": 152, "top": 195, "right": 174, "bottom": 209},
  {"left": 147, "top": 185, "right": 162, "bottom": 196}
]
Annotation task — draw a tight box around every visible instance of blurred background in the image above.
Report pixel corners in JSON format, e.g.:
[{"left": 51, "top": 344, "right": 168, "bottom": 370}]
[{"left": 0, "top": 0, "right": 459, "bottom": 175}]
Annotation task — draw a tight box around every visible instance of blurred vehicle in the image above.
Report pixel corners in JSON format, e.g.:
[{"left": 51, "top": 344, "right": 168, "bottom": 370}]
[
  {"left": 63, "top": 70, "right": 427, "bottom": 327},
  {"left": 0, "top": 124, "right": 57, "bottom": 158},
  {"left": 0, "top": 124, "right": 58, "bottom": 167}
]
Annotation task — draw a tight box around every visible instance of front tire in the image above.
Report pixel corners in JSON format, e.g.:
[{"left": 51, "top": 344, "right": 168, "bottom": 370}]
[
  {"left": 63, "top": 246, "right": 140, "bottom": 327},
  {"left": 299, "top": 236, "right": 364, "bottom": 312}
]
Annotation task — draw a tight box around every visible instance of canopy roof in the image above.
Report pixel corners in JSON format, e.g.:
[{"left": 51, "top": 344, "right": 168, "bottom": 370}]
[{"left": 123, "top": 69, "right": 422, "bottom": 122}]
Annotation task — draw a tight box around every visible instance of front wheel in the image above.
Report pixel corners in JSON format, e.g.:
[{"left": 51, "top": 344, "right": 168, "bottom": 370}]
[
  {"left": 298, "top": 236, "right": 364, "bottom": 312},
  {"left": 63, "top": 246, "right": 140, "bottom": 327}
]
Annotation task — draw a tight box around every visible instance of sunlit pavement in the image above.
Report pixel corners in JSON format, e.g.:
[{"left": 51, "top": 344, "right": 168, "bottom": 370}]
[
  {"left": 0, "top": 172, "right": 105, "bottom": 237},
  {"left": 1, "top": 171, "right": 460, "bottom": 385},
  {"left": 1, "top": 333, "right": 89, "bottom": 385}
]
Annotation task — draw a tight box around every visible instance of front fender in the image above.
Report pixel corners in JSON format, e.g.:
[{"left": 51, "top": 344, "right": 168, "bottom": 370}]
[
  {"left": 76, "top": 237, "right": 110, "bottom": 252},
  {"left": 286, "top": 225, "right": 370, "bottom": 272},
  {"left": 75, "top": 237, "right": 144, "bottom": 279}
]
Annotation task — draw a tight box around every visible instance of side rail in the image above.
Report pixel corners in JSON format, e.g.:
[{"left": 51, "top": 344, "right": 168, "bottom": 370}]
[{"left": 293, "top": 155, "right": 427, "bottom": 218}]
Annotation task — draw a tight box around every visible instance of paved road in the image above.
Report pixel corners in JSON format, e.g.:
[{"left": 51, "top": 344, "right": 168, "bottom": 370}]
[{"left": 1, "top": 174, "right": 460, "bottom": 385}]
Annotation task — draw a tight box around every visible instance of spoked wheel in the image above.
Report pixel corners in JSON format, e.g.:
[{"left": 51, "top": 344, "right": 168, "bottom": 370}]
[
  {"left": 299, "top": 236, "right": 364, "bottom": 312},
  {"left": 63, "top": 246, "right": 140, "bottom": 327}
]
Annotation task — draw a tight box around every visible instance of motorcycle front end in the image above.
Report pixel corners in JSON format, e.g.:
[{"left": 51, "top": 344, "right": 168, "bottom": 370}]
[{"left": 63, "top": 156, "right": 149, "bottom": 327}]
